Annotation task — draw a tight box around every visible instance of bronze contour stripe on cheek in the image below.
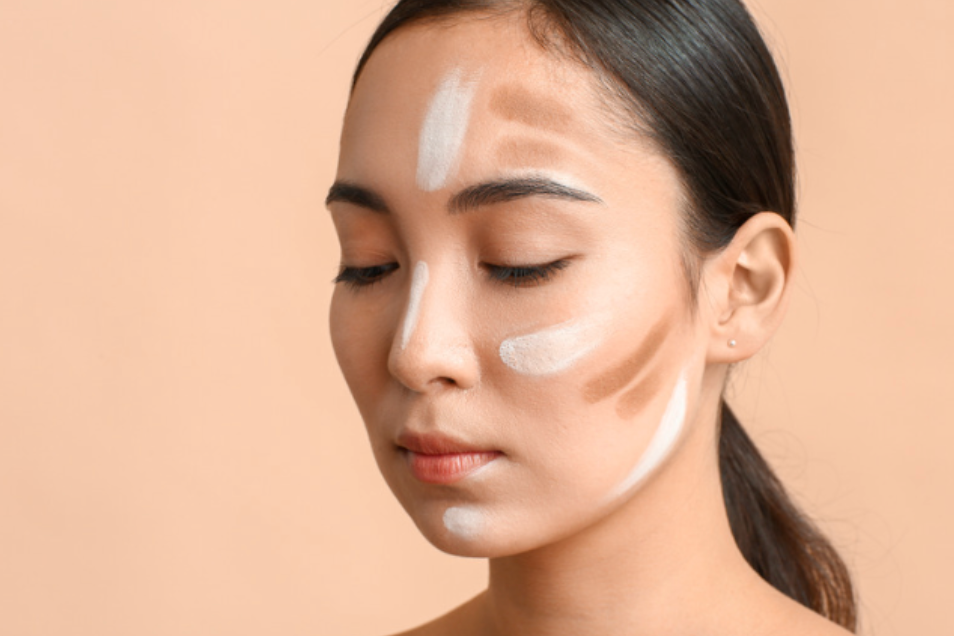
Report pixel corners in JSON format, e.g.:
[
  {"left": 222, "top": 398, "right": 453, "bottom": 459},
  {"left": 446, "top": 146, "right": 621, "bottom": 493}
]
[
  {"left": 582, "top": 315, "right": 672, "bottom": 403},
  {"left": 605, "top": 366, "right": 691, "bottom": 500},
  {"left": 615, "top": 362, "right": 671, "bottom": 420}
]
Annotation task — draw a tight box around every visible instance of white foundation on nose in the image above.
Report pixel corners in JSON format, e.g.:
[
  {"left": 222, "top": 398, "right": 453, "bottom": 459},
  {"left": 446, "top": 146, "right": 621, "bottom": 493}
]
[
  {"left": 400, "top": 261, "right": 430, "bottom": 350},
  {"left": 417, "top": 68, "right": 479, "bottom": 192},
  {"left": 443, "top": 505, "right": 484, "bottom": 541},
  {"left": 499, "top": 315, "right": 607, "bottom": 376},
  {"left": 607, "top": 369, "right": 689, "bottom": 500}
]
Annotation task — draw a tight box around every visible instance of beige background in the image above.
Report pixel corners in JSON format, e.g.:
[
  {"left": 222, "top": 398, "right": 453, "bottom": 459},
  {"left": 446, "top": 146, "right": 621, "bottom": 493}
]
[{"left": 1, "top": 0, "right": 950, "bottom": 634}]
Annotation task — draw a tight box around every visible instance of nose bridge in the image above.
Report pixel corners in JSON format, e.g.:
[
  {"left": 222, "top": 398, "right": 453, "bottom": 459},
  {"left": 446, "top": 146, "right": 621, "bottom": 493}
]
[
  {"left": 398, "top": 261, "right": 432, "bottom": 352},
  {"left": 388, "top": 259, "right": 478, "bottom": 391}
]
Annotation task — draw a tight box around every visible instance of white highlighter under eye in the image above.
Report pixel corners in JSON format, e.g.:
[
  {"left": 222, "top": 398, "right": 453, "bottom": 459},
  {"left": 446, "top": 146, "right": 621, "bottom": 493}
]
[{"left": 499, "top": 314, "right": 608, "bottom": 376}]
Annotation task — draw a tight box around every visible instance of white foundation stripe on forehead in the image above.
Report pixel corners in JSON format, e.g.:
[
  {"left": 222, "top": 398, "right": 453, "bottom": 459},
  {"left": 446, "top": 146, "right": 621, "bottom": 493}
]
[
  {"left": 443, "top": 505, "right": 484, "bottom": 541},
  {"left": 417, "top": 68, "right": 479, "bottom": 192},
  {"left": 607, "top": 369, "right": 689, "bottom": 500},
  {"left": 400, "top": 261, "right": 430, "bottom": 350},
  {"left": 499, "top": 315, "right": 607, "bottom": 376}
]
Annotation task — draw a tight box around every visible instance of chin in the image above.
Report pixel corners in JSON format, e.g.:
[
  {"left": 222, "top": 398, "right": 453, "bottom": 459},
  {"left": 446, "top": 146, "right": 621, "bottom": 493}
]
[
  {"left": 405, "top": 503, "right": 559, "bottom": 559},
  {"left": 407, "top": 504, "right": 496, "bottom": 558}
]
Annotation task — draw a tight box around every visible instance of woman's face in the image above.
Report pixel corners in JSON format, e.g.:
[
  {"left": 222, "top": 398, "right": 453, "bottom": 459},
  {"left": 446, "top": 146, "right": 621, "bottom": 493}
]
[{"left": 328, "top": 17, "right": 710, "bottom": 557}]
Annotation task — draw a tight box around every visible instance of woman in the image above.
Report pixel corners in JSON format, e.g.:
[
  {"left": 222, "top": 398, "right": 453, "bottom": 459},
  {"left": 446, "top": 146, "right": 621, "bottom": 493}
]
[{"left": 326, "top": 0, "right": 856, "bottom": 633}]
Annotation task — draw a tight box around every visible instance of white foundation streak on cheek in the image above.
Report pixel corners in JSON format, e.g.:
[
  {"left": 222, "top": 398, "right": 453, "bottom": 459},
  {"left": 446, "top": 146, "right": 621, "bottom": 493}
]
[
  {"left": 499, "top": 316, "right": 605, "bottom": 376},
  {"left": 443, "top": 506, "right": 484, "bottom": 541},
  {"left": 400, "top": 261, "right": 430, "bottom": 350},
  {"left": 417, "top": 68, "right": 478, "bottom": 192},
  {"left": 607, "top": 370, "right": 688, "bottom": 500}
]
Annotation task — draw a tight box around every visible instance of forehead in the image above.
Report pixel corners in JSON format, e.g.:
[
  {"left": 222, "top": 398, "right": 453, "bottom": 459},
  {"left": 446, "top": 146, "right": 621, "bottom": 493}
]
[
  {"left": 341, "top": 16, "right": 616, "bottom": 154},
  {"left": 337, "top": 14, "right": 683, "bottom": 232}
]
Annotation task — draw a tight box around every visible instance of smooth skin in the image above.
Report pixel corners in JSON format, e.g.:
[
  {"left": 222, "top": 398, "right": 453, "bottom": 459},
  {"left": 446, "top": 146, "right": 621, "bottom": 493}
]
[{"left": 328, "top": 14, "right": 852, "bottom": 636}]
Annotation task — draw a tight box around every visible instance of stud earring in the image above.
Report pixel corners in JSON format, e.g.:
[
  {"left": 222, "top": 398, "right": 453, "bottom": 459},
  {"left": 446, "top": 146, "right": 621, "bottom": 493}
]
[{"left": 728, "top": 339, "right": 737, "bottom": 348}]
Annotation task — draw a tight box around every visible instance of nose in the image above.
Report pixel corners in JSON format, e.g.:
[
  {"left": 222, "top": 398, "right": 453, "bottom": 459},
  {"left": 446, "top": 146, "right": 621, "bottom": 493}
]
[{"left": 387, "top": 261, "right": 480, "bottom": 392}]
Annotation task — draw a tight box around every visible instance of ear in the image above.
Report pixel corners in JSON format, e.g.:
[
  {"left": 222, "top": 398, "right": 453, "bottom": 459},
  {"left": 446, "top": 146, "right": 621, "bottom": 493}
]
[{"left": 700, "top": 212, "right": 797, "bottom": 364}]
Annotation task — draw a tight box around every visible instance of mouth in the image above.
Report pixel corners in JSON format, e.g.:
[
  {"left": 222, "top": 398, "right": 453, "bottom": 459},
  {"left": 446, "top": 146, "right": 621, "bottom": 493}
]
[{"left": 397, "top": 431, "right": 503, "bottom": 485}]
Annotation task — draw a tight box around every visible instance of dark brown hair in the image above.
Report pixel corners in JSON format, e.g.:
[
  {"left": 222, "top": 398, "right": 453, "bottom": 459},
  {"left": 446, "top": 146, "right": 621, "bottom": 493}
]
[{"left": 349, "top": 0, "right": 856, "bottom": 630}]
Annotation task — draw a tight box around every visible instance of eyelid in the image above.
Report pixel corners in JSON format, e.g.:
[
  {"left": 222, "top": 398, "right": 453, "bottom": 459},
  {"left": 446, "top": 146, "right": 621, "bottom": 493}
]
[
  {"left": 482, "top": 258, "right": 571, "bottom": 287},
  {"left": 333, "top": 262, "right": 400, "bottom": 290},
  {"left": 333, "top": 258, "right": 572, "bottom": 291}
]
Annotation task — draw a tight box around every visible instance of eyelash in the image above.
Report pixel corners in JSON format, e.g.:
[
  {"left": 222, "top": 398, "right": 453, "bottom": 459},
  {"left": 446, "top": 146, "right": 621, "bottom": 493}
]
[
  {"left": 483, "top": 259, "right": 570, "bottom": 287},
  {"left": 333, "top": 259, "right": 570, "bottom": 290},
  {"left": 333, "top": 263, "right": 400, "bottom": 290}
]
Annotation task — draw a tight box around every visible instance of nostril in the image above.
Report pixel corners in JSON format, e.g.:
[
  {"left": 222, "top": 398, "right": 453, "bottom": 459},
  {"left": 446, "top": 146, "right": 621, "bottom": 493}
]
[
  {"left": 386, "top": 267, "right": 480, "bottom": 392},
  {"left": 387, "top": 339, "right": 479, "bottom": 393}
]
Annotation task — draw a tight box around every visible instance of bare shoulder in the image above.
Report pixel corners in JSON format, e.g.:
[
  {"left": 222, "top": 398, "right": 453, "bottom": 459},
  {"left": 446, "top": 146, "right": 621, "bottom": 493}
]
[
  {"left": 768, "top": 591, "right": 856, "bottom": 636},
  {"left": 733, "top": 576, "right": 856, "bottom": 636},
  {"left": 781, "top": 609, "right": 855, "bottom": 636},
  {"left": 383, "top": 593, "right": 487, "bottom": 636}
]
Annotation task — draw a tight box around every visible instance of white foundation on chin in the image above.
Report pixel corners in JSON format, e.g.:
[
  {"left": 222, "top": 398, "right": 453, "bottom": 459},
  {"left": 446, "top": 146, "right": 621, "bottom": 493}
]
[
  {"left": 607, "top": 368, "right": 689, "bottom": 500},
  {"left": 443, "top": 505, "right": 484, "bottom": 540},
  {"left": 499, "top": 315, "right": 607, "bottom": 376},
  {"left": 400, "top": 261, "right": 430, "bottom": 350},
  {"left": 417, "top": 68, "right": 479, "bottom": 192}
]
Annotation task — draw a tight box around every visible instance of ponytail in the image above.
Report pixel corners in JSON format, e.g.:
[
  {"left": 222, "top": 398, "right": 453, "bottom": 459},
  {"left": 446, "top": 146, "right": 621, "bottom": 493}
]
[{"left": 719, "top": 401, "right": 857, "bottom": 631}]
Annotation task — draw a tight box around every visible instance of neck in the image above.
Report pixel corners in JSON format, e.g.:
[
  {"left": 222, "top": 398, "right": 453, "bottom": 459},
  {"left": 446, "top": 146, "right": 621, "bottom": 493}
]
[{"left": 479, "top": 388, "right": 766, "bottom": 635}]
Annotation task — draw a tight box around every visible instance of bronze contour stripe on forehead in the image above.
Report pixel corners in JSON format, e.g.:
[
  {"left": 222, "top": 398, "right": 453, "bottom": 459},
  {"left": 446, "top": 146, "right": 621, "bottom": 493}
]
[
  {"left": 490, "top": 85, "right": 574, "bottom": 133},
  {"left": 582, "top": 315, "right": 672, "bottom": 404},
  {"left": 326, "top": 178, "right": 603, "bottom": 215}
]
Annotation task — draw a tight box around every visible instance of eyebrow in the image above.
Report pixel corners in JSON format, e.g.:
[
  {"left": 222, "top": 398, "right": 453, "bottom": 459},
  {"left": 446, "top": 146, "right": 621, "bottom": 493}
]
[
  {"left": 448, "top": 177, "right": 603, "bottom": 214},
  {"left": 325, "top": 182, "right": 390, "bottom": 214},
  {"left": 325, "top": 177, "right": 603, "bottom": 215}
]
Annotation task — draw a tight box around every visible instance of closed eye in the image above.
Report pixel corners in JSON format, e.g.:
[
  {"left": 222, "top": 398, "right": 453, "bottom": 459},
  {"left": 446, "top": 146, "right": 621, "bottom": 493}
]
[
  {"left": 483, "top": 259, "right": 570, "bottom": 287},
  {"left": 333, "top": 263, "right": 399, "bottom": 290},
  {"left": 334, "top": 259, "right": 570, "bottom": 291}
]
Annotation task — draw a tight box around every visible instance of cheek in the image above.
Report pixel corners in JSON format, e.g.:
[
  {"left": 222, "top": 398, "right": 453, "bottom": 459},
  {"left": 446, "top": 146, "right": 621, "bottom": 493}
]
[
  {"left": 604, "top": 366, "right": 690, "bottom": 500},
  {"left": 329, "top": 294, "right": 392, "bottom": 392},
  {"left": 502, "top": 307, "right": 689, "bottom": 476},
  {"left": 497, "top": 312, "right": 611, "bottom": 377},
  {"left": 583, "top": 313, "right": 672, "bottom": 403}
]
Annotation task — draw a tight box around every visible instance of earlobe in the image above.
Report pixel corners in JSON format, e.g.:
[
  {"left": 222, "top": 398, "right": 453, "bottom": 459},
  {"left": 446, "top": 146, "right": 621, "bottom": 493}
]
[{"left": 703, "top": 212, "right": 797, "bottom": 364}]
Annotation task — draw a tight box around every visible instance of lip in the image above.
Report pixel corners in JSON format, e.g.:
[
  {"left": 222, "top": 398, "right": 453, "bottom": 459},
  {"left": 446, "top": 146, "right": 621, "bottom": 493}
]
[{"left": 397, "top": 431, "right": 502, "bottom": 485}]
